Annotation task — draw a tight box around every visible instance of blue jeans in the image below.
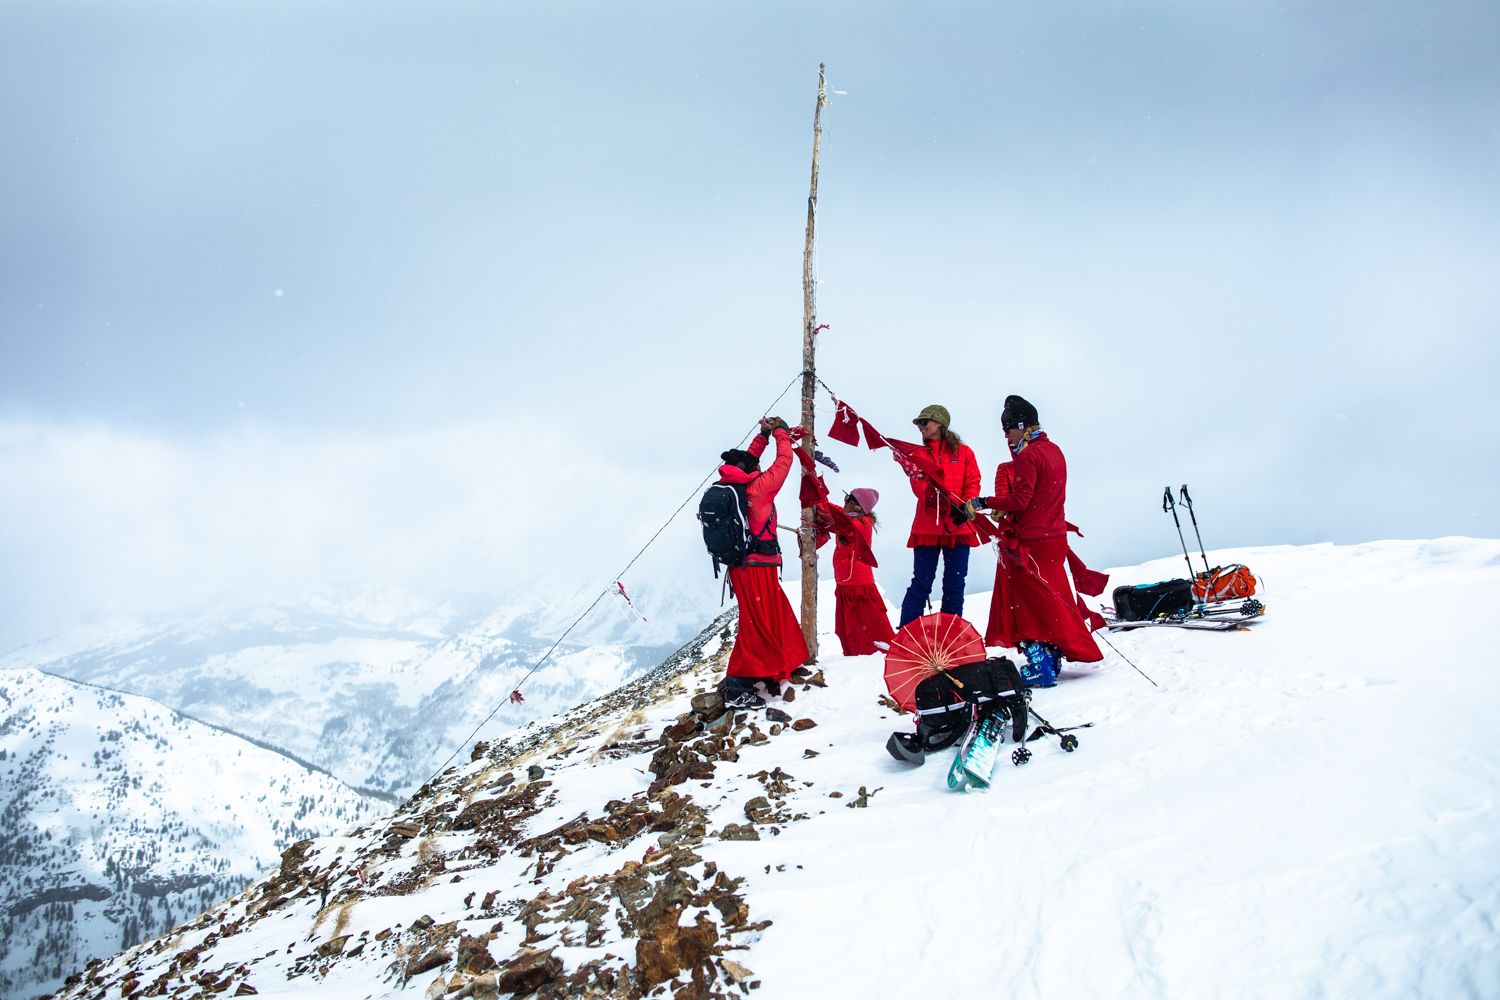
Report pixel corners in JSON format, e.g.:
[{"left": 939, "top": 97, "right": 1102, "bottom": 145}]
[{"left": 899, "top": 544, "right": 971, "bottom": 627}]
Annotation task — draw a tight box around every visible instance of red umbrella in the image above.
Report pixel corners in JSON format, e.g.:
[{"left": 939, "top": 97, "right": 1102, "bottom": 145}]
[{"left": 883, "top": 612, "right": 987, "bottom": 712}]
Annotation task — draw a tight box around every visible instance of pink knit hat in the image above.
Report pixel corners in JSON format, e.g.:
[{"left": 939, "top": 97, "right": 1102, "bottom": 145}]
[{"left": 847, "top": 487, "right": 880, "bottom": 513}]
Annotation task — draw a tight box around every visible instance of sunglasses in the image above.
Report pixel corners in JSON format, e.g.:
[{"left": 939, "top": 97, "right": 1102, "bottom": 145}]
[{"left": 916, "top": 418, "right": 937, "bottom": 426}]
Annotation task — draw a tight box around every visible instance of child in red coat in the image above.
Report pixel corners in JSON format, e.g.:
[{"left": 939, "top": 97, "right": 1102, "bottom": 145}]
[{"left": 812, "top": 488, "right": 895, "bottom": 656}]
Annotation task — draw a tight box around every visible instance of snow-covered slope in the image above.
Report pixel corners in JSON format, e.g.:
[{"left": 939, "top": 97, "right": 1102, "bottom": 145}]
[
  {"left": 42, "top": 538, "right": 1500, "bottom": 999},
  {"left": 1, "top": 582, "right": 707, "bottom": 797},
  {"left": 0, "top": 669, "right": 384, "bottom": 1000}
]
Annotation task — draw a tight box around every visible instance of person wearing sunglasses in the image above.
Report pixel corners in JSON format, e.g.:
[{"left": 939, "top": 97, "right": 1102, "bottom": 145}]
[{"left": 899, "top": 405, "right": 982, "bottom": 626}]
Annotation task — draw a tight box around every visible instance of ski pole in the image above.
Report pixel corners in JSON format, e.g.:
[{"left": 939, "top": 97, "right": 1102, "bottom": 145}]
[
  {"left": 1178, "top": 484, "right": 1212, "bottom": 577},
  {"left": 1162, "top": 486, "right": 1196, "bottom": 583},
  {"left": 1094, "top": 628, "right": 1159, "bottom": 688}
]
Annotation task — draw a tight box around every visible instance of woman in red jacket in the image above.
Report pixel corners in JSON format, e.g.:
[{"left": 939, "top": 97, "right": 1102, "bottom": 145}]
[
  {"left": 717, "top": 417, "right": 809, "bottom": 708},
  {"left": 898, "top": 405, "right": 982, "bottom": 627},
  {"left": 971, "top": 395, "right": 1101, "bottom": 686},
  {"left": 811, "top": 487, "right": 894, "bottom": 656}
]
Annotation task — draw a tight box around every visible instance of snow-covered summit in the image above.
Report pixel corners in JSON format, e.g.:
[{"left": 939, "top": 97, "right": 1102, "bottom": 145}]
[{"left": 41, "top": 538, "right": 1500, "bottom": 999}]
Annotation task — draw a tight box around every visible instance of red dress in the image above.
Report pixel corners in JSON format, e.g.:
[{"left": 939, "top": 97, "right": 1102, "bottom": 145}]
[
  {"left": 814, "top": 501, "right": 895, "bottom": 656},
  {"left": 984, "top": 460, "right": 1103, "bottom": 663},
  {"left": 720, "top": 429, "right": 810, "bottom": 679}
]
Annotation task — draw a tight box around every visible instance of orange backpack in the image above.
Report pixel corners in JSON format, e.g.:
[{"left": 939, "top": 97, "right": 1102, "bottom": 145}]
[{"left": 1191, "top": 564, "right": 1257, "bottom": 604}]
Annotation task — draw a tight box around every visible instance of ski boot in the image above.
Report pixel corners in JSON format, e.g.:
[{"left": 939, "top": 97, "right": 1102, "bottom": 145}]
[{"left": 1018, "top": 640, "right": 1058, "bottom": 688}]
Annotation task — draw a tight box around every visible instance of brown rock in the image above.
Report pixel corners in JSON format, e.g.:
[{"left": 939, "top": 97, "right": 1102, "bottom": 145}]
[
  {"left": 743, "top": 797, "right": 773, "bottom": 823},
  {"left": 636, "top": 911, "right": 719, "bottom": 989},
  {"left": 470, "top": 741, "right": 490, "bottom": 761},
  {"left": 802, "top": 749, "right": 820, "bottom": 758},
  {"left": 664, "top": 712, "right": 701, "bottom": 742},
  {"left": 769, "top": 724, "right": 783, "bottom": 737},
  {"left": 764, "top": 708, "right": 792, "bottom": 724},
  {"left": 711, "top": 893, "right": 749, "bottom": 927},
  {"left": 233, "top": 986, "right": 258, "bottom": 997},
  {"left": 690, "top": 691, "right": 725, "bottom": 719},
  {"left": 404, "top": 948, "right": 451, "bottom": 978},
  {"left": 718, "top": 823, "right": 760, "bottom": 842},
  {"left": 456, "top": 934, "right": 498, "bottom": 975},
  {"left": 496, "top": 948, "right": 563, "bottom": 995},
  {"left": 721, "top": 959, "right": 754, "bottom": 984},
  {"left": 780, "top": 686, "right": 795, "bottom": 703},
  {"left": 390, "top": 822, "right": 421, "bottom": 839},
  {"left": 791, "top": 718, "right": 817, "bottom": 731},
  {"left": 807, "top": 670, "right": 827, "bottom": 687},
  {"left": 315, "top": 935, "right": 350, "bottom": 958}
]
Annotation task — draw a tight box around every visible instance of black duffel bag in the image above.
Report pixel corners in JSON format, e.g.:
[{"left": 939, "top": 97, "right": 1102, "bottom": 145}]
[
  {"left": 886, "top": 657, "right": 1029, "bottom": 765},
  {"left": 1112, "top": 579, "right": 1194, "bottom": 621}
]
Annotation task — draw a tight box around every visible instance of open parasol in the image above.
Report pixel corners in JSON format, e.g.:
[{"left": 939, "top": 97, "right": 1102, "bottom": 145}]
[{"left": 882, "top": 612, "right": 987, "bottom": 712}]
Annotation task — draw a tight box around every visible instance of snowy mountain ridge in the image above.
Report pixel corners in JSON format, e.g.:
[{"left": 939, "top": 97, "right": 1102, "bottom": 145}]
[
  {"left": 0, "top": 668, "right": 385, "bottom": 1000},
  {"left": 0, "top": 579, "right": 713, "bottom": 798},
  {"left": 38, "top": 537, "right": 1500, "bottom": 999}
]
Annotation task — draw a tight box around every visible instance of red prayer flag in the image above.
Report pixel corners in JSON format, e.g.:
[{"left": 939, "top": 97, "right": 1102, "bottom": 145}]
[{"left": 826, "top": 401, "right": 862, "bottom": 446}]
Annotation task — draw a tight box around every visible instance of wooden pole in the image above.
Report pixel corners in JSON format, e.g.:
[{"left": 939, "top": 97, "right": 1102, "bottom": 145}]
[{"left": 799, "top": 64, "right": 827, "bottom": 664}]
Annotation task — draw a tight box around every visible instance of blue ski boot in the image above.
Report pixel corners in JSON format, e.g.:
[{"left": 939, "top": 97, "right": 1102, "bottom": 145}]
[{"left": 1018, "top": 640, "right": 1058, "bottom": 688}]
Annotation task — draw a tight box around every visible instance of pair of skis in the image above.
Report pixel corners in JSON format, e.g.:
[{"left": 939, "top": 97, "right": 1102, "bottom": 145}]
[
  {"left": 947, "top": 704, "right": 1088, "bottom": 790},
  {"left": 1101, "top": 597, "right": 1265, "bottom": 633}
]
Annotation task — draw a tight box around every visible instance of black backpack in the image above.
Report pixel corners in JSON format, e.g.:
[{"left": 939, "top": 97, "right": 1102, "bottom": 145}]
[
  {"left": 1112, "top": 579, "right": 1194, "bottom": 621},
  {"left": 698, "top": 481, "right": 779, "bottom": 577},
  {"left": 887, "top": 657, "right": 1029, "bottom": 764}
]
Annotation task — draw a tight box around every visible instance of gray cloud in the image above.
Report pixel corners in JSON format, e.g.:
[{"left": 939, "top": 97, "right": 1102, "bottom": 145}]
[{"left": 2, "top": 1, "right": 1497, "bottom": 645}]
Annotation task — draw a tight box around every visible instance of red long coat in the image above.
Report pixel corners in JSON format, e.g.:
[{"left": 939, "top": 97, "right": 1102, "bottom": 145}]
[
  {"left": 906, "top": 439, "right": 981, "bottom": 548},
  {"left": 715, "top": 428, "right": 794, "bottom": 568},
  {"left": 986, "top": 432, "right": 1066, "bottom": 541},
  {"left": 812, "top": 500, "right": 877, "bottom": 587}
]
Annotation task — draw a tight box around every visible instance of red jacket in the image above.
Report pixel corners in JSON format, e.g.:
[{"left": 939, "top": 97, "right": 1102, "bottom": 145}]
[
  {"left": 716, "top": 428, "right": 794, "bottom": 567},
  {"left": 813, "top": 500, "right": 878, "bottom": 587},
  {"left": 988, "top": 432, "right": 1067, "bottom": 541},
  {"left": 906, "top": 439, "right": 981, "bottom": 548}
]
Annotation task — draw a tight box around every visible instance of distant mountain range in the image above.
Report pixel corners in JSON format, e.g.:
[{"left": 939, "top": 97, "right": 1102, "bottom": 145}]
[
  {"left": 0, "top": 667, "right": 383, "bottom": 1000},
  {"left": 1, "top": 580, "right": 716, "bottom": 798},
  {"left": 0, "top": 578, "right": 719, "bottom": 999}
]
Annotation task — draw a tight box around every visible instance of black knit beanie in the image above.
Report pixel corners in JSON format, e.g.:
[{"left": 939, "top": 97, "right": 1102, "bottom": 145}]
[
  {"left": 1001, "top": 395, "right": 1040, "bottom": 430},
  {"left": 720, "top": 448, "right": 759, "bottom": 472}
]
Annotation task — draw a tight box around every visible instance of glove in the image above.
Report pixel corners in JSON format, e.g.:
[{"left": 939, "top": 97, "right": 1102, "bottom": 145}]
[
  {"left": 949, "top": 501, "right": 972, "bottom": 524},
  {"left": 766, "top": 416, "right": 790, "bottom": 433},
  {"left": 969, "top": 496, "right": 989, "bottom": 510}
]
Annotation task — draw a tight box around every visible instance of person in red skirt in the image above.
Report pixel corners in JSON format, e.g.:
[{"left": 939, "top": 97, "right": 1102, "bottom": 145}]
[
  {"left": 810, "top": 488, "right": 895, "bottom": 656},
  {"left": 969, "top": 395, "right": 1102, "bottom": 687},
  {"left": 717, "top": 417, "right": 809, "bottom": 709}
]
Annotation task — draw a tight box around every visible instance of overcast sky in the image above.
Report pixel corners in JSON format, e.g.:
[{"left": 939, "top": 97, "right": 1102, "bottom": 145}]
[{"left": 2, "top": 1, "right": 1497, "bottom": 648}]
